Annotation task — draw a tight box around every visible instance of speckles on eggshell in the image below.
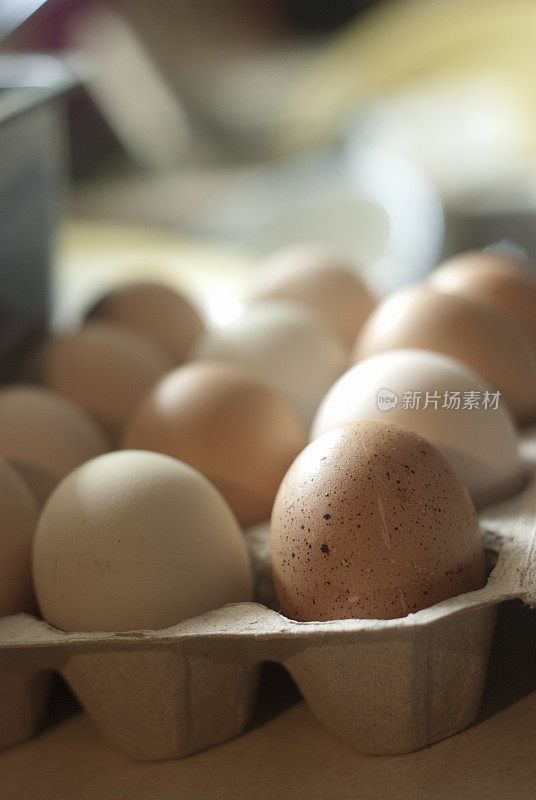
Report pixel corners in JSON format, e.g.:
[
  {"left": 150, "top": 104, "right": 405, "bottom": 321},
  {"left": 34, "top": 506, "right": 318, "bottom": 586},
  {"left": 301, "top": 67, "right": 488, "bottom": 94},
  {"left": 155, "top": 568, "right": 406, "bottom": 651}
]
[{"left": 270, "top": 420, "right": 486, "bottom": 622}]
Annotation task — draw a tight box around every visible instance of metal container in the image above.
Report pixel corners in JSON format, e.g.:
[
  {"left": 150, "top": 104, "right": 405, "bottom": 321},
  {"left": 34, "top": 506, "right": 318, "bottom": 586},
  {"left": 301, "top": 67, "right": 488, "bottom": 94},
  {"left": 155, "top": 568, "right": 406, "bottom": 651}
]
[{"left": 0, "top": 54, "right": 77, "bottom": 380}]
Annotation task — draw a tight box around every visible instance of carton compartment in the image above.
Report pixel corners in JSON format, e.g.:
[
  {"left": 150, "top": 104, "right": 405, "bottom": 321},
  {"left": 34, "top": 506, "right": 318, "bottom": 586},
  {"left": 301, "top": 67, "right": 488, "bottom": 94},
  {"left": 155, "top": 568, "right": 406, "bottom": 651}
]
[
  {"left": 0, "top": 594, "right": 507, "bottom": 760},
  {"left": 63, "top": 649, "right": 260, "bottom": 760},
  {"left": 284, "top": 604, "right": 497, "bottom": 754},
  {"left": 0, "top": 668, "right": 50, "bottom": 751},
  {"left": 0, "top": 446, "right": 534, "bottom": 760}
]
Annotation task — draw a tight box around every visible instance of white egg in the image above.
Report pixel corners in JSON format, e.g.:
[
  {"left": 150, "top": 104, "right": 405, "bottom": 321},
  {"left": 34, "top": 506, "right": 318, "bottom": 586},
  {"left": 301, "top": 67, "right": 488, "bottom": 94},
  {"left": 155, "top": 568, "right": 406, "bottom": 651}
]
[
  {"left": 311, "top": 349, "right": 524, "bottom": 508},
  {"left": 194, "top": 301, "right": 347, "bottom": 429},
  {"left": 33, "top": 450, "right": 253, "bottom": 632}
]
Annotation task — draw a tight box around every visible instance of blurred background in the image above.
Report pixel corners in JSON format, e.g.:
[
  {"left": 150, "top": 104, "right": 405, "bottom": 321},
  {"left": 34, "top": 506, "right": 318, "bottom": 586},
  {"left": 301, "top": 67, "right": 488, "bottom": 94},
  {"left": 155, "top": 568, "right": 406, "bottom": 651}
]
[{"left": 3, "top": 0, "right": 536, "bottom": 340}]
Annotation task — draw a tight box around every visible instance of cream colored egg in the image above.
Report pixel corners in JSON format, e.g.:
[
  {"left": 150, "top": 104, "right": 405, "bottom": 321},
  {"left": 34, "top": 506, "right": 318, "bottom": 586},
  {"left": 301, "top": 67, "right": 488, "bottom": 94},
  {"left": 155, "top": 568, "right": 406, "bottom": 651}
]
[
  {"left": 26, "top": 322, "right": 172, "bottom": 442},
  {"left": 0, "top": 458, "right": 39, "bottom": 616},
  {"left": 251, "top": 244, "right": 376, "bottom": 348},
  {"left": 355, "top": 286, "right": 536, "bottom": 424},
  {"left": 0, "top": 385, "right": 109, "bottom": 503},
  {"left": 312, "top": 349, "right": 524, "bottom": 508},
  {"left": 194, "top": 301, "right": 347, "bottom": 429},
  {"left": 32, "top": 450, "right": 253, "bottom": 632}
]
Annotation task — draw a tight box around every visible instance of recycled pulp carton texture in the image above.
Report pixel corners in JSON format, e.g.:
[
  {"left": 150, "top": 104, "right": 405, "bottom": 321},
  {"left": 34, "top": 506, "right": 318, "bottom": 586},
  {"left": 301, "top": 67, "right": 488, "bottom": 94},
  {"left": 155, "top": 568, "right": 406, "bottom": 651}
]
[{"left": 0, "top": 431, "right": 535, "bottom": 761}]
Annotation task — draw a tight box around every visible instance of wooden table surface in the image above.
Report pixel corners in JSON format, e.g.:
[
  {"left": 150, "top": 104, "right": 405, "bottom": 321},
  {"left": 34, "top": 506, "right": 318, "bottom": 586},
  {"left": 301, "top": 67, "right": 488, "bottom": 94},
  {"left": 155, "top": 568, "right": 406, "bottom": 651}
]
[{"left": 2, "top": 691, "right": 536, "bottom": 800}]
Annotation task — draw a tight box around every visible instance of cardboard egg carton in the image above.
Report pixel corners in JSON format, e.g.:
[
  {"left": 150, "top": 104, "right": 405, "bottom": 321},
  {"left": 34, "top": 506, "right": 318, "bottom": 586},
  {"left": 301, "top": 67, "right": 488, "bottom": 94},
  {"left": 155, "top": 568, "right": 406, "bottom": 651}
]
[{"left": 0, "top": 431, "right": 535, "bottom": 761}]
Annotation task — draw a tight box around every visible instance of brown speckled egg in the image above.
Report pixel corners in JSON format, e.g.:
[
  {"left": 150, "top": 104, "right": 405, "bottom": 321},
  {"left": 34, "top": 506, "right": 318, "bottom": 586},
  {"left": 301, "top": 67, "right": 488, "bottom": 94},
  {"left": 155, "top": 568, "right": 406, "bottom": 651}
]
[
  {"left": 250, "top": 244, "right": 376, "bottom": 348},
  {"left": 25, "top": 322, "right": 172, "bottom": 442},
  {"left": 354, "top": 285, "right": 536, "bottom": 425},
  {"left": 86, "top": 280, "right": 205, "bottom": 363},
  {"left": 122, "top": 361, "right": 307, "bottom": 526},
  {"left": 428, "top": 250, "right": 536, "bottom": 349},
  {"left": 271, "top": 420, "right": 486, "bottom": 621}
]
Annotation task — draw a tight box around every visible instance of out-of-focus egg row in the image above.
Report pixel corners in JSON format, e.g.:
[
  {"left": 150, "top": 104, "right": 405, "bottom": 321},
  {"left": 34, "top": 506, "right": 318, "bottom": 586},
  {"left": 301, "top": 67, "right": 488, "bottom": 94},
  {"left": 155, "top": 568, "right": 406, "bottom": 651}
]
[
  {"left": 12, "top": 243, "right": 536, "bottom": 436},
  {"left": 9, "top": 241, "right": 536, "bottom": 507},
  {"left": 0, "top": 243, "right": 535, "bottom": 634}
]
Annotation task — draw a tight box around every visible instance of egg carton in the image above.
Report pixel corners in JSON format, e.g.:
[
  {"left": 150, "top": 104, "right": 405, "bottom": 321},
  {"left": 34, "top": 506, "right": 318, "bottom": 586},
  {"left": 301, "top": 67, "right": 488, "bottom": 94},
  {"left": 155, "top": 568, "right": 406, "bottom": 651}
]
[{"left": 0, "top": 432, "right": 535, "bottom": 761}]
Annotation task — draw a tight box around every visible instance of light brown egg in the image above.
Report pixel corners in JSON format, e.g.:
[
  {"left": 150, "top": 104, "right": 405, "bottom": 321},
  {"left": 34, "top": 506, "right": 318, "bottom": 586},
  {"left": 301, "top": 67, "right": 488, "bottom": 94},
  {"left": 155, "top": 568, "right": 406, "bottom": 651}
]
[
  {"left": 354, "top": 286, "right": 536, "bottom": 425},
  {"left": 9, "top": 463, "right": 57, "bottom": 507},
  {"left": 122, "top": 361, "right": 307, "bottom": 526},
  {"left": 0, "top": 385, "right": 109, "bottom": 504},
  {"left": 33, "top": 451, "right": 253, "bottom": 632},
  {"left": 429, "top": 250, "right": 536, "bottom": 348},
  {"left": 271, "top": 421, "right": 486, "bottom": 622},
  {"left": 0, "top": 458, "right": 39, "bottom": 617},
  {"left": 250, "top": 244, "right": 376, "bottom": 348},
  {"left": 26, "top": 322, "right": 172, "bottom": 442},
  {"left": 86, "top": 280, "right": 205, "bottom": 363}
]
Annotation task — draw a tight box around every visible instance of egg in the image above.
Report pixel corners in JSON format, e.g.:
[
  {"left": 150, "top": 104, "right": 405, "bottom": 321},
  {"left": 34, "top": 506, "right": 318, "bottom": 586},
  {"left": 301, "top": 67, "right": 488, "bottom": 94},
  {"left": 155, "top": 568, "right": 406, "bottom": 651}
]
[
  {"left": 122, "top": 362, "right": 307, "bottom": 527},
  {"left": 312, "top": 350, "right": 524, "bottom": 508},
  {"left": 250, "top": 244, "right": 376, "bottom": 348},
  {"left": 0, "top": 458, "right": 39, "bottom": 616},
  {"left": 354, "top": 286, "right": 536, "bottom": 424},
  {"left": 86, "top": 280, "right": 205, "bottom": 363},
  {"left": 271, "top": 421, "right": 486, "bottom": 621},
  {"left": 428, "top": 250, "right": 536, "bottom": 348},
  {"left": 194, "top": 301, "right": 347, "bottom": 429},
  {"left": 0, "top": 385, "right": 109, "bottom": 504},
  {"left": 26, "top": 322, "right": 172, "bottom": 442},
  {"left": 32, "top": 450, "right": 253, "bottom": 632}
]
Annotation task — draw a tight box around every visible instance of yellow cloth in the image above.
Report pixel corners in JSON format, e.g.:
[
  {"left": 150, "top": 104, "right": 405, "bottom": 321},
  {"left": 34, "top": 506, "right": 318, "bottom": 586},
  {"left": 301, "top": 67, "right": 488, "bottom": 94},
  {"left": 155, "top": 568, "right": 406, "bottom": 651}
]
[{"left": 277, "top": 0, "right": 536, "bottom": 154}]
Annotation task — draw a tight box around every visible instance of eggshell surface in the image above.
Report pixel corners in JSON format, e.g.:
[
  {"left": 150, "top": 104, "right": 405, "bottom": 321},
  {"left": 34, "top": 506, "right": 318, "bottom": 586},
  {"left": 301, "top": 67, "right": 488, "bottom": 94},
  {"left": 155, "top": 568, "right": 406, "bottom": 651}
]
[
  {"left": 122, "top": 362, "right": 307, "bottom": 526},
  {"left": 429, "top": 250, "right": 536, "bottom": 347},
  {"left": 0, "top": 458, "right": 39, "bottom": 616},
  {"left": 28, "top": 322, "right": 172, "bottom": 441},
  {"left": 0, "top": 385, "right": 108, "bottom": 502},
  {"left": 311, "top": 350, "right": 524, "bottom": 508},
  {"left": 87, "top": 280, "right": 205, "bottom": 363},
  {"left": 194, "top": 301, "right": 347, "bottom": 429},
  {"left": 33, "top": 450, "right": 253, "bottom": 632},
  {"left": 271, "top": 421, "right": 486, "bottom": 621},
  {"left": 355, "top": 286, "right": 536, "bottom": 424},
  {"left": 251, "top": 244, "right": 376, "bottom": 347}
]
